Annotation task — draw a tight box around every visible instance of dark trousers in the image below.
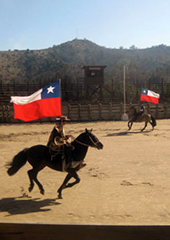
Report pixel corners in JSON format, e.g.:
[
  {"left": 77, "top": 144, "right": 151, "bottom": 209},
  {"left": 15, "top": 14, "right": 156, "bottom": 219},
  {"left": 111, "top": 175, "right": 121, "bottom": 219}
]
[{"left": 64, "top": 144, "right": 72, "bottom": 165}]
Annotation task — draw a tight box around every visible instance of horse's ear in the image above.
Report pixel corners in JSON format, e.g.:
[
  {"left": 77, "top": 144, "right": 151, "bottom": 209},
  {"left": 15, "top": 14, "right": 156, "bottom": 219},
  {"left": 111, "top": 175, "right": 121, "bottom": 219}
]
[{"left": 85, "top": 128, "right": 92, "bottom": 133}]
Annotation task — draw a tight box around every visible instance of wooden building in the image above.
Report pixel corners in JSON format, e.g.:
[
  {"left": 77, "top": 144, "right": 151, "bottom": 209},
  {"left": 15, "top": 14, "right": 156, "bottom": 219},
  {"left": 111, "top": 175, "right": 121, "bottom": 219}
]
[{"left": 82, "top": 65, "right": 106, "bottom": 86}]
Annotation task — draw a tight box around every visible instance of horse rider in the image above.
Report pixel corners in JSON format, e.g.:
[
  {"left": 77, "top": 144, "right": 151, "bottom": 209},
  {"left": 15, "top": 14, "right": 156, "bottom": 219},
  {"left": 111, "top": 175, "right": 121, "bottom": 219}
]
[
  {"left": 138, "top": 103, "right": 145, "bottom": 117},
  {"left": 132, "top": 103, "right": 145, "bottom": 121},
  {"left": 47, "top": 116, "right": 76, "bottom": 170}
]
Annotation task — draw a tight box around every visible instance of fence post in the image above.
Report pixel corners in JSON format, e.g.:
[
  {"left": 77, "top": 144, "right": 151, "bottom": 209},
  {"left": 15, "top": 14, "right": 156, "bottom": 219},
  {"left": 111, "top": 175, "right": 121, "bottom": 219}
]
[
  {"left": 164, "top": 102, "right": 167, "bottom": 118},
  {"left": 2, "top": 105, "right": 6, "bottom": 122},
  {"left": 67, "top": 104, "right": 71, "bottom": 119},
  {"left": 78, "top": 104, "right": 81, "bottom": 121},
  {"left": 88, "top": 104, "right": 91, "bottom": 121},
  {"left": 109, "top": 103, "right": 112, "bottom": 120},
  {"left": 0, "top": 103, "right": 2, "bottom": 122},
  {"left": 156, "top": 104, "right": 159, "bottom": 119},
  {"left": 120, "top": 103, "right": 123, "bottom": 120},
  {"left": 99, "top": 103, "right": 102, "bottom": 120},
  {"left": 7, "top": 105, "right": 10, "bottom": 122}
]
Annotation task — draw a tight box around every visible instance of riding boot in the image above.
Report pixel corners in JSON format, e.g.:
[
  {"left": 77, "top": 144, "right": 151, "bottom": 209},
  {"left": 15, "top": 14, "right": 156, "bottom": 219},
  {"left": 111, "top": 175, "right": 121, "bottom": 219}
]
[
  {"left": 64, "top": 145, "right": 79, "bottom": 170},
  {"left": 77, "top": 162, "right": 86, "bottom": 170}
]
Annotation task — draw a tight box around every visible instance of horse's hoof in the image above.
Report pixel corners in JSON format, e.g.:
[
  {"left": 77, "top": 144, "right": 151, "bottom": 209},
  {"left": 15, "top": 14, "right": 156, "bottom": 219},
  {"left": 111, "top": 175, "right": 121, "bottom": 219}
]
[
  {"left": 40, "top": 189, "right": 45, "bottom": 195},
  {"left": 28, "top": 186, "right": 33, "bottom": 192},
  {"left": 58, "top": 193, "right": 62, "bottom": 199}
]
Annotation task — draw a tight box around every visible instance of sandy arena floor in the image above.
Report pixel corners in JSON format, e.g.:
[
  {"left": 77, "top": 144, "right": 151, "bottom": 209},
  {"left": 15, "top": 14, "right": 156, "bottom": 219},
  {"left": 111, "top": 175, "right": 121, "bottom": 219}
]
[{"left": 0, "top": 119, "right": 170, "bottom": 225}]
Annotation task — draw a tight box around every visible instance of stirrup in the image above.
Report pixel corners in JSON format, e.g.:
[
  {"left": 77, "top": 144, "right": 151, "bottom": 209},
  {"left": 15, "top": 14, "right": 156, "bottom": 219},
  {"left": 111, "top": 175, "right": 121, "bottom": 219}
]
[{"left": 71, "top": 161, "right": 80, "bottom": 168}]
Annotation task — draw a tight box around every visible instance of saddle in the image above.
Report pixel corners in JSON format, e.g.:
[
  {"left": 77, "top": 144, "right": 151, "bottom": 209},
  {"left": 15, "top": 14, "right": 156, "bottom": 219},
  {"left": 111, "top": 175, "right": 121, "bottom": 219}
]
[
  {"left": 49, "top": 141, "right": 64, "bottom": 154},
  {"left": 48, "top": 138, "right": 83, "bottom": 171},
  {"left": 137, "top": 111, "right": 144, "bottom": 118}
]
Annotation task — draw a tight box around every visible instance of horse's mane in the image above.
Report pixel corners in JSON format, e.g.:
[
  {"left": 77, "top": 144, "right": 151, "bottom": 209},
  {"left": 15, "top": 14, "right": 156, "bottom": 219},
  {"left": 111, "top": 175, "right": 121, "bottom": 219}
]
[
  {"left": 74, "top": 131, "right": 85, "bottom": 141},
  {"left": 129, "top": 106, "right": 137, "bottom": 116},
  {"left": 72, "top": 129, "right": 92, "bottom": 145}
]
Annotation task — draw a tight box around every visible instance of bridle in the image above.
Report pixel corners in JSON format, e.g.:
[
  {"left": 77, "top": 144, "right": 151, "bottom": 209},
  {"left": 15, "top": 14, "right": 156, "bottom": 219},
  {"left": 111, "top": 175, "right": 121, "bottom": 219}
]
[{"left": 71, "top": 133, "right": 100, "bottom": 147}]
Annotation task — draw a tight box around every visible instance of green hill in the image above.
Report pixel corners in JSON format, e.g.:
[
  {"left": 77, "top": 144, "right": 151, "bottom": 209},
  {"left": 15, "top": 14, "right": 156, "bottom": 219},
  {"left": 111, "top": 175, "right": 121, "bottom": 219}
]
[{"left": 1, "top": 39, "right": 170, "bottom": 84}]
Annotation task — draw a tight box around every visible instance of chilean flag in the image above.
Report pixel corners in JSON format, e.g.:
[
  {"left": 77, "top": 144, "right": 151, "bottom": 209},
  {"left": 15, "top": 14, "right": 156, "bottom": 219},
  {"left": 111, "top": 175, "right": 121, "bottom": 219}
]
[
  {"left": 10, "top": 81, "right": 62, "bottom": 122},
  {"left": 140, "top": 88, "right": 160, "bottom": 104}
]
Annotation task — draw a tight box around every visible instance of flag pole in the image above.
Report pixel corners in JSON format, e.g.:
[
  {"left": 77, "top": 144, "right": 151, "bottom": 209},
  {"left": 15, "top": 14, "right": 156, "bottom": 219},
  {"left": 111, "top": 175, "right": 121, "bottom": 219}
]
[
  {"left": 121, "top": 65, "right": 129, "bottom": 121},
  {"left": 123, "top": 65, "right": 126, "bottom": 114},
  {"left": 59, "top": 79, "right": 62, "bottom": 116}
]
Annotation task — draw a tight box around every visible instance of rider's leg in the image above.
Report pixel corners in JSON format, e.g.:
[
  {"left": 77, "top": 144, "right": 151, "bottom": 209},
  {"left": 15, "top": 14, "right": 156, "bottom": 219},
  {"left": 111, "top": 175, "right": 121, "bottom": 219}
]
[
  {"left": 64, "top": 144, "right": 80, "bottom": 170},
  {"left": 64, "top": 145, "right": 72, "bottom": 170}
]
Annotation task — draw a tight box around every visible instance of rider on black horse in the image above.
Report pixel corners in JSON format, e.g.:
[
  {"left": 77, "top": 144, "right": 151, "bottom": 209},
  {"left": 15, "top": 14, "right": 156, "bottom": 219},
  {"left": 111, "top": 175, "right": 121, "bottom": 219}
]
[{"left": 47, "top": 116, "right": 77, "bottom": 170}]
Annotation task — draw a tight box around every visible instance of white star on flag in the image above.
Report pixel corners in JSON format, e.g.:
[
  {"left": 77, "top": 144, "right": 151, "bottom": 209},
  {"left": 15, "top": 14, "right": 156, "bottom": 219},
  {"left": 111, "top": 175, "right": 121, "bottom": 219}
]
[{"left": 47, "top": 86, "right": 55, "bottom": 94}]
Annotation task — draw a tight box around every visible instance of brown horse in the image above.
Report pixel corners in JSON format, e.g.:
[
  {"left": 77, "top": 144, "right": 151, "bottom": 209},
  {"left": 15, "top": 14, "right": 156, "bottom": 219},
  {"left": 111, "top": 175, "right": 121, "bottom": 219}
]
[
  {"left": 6, "top": 129, "right": 103, "bottom": 199},
  {"left": 128, "top": 106, "right": 156, "bottom": 131}
]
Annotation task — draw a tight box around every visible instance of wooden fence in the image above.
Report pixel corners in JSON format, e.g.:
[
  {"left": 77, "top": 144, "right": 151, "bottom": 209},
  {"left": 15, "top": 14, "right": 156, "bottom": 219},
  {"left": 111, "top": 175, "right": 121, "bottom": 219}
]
[{"left": 0, "top": 102, "right": 169, "bottom": 123}]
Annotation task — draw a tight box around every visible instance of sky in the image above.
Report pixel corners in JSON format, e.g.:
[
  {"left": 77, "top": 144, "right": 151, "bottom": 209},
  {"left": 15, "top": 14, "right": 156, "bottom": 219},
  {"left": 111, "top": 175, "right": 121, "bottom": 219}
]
[{"left": 1, "top": 0, "right": 170, "bottom": 51}]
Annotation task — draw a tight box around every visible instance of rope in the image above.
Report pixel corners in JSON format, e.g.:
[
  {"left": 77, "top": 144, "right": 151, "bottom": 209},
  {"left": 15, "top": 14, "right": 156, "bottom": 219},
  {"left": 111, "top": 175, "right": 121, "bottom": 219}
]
[{"left": 70, "top": 134, "right": 99, "bottom": 147}]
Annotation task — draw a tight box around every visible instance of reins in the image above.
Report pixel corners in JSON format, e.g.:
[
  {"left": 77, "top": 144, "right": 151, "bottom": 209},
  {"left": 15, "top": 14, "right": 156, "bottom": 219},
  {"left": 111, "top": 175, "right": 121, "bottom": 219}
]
[{"left": 71, "top": 134, "right": 99, "bottom": 147}]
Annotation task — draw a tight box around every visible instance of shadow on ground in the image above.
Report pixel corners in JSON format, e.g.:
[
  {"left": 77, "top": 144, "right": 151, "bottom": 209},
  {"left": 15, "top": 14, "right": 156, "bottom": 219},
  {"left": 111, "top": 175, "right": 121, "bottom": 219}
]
[
  {"left": 104, "top": 129, "right": 152, "bottom": 137},
  {"left": 0, "top": 197, "right": 61, "bottom": 216}
]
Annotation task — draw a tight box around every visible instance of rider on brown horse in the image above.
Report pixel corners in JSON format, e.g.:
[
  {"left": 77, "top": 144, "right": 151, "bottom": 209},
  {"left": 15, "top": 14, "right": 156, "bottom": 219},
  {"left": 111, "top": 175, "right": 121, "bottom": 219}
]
[{"left": 133, "top": 103, "right": 145, "bottom": 121}]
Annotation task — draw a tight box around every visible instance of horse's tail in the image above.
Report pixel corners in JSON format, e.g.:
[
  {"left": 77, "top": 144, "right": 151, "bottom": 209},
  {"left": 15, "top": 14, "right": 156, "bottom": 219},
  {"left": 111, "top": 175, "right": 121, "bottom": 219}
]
[
  {"left": 6, "top": 148, "right": 28, "bottom": 176},
  {"left": 151, "top": 115, "right": 156, "bottom": 127}
]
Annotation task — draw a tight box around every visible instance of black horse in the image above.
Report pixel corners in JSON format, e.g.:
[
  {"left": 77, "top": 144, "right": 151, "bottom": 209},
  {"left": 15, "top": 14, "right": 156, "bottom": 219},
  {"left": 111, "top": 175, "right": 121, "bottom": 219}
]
[
  {"left": 128, "top": 106, "right": 156, "bottom": 131},
  {"left": 7, "top": 129, "right": 103, "bottom": 198}
]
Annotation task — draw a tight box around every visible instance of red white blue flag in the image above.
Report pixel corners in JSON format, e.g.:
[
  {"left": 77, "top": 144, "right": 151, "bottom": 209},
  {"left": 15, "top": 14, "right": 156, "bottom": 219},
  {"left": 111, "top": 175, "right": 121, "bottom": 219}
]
[
  {"left": 140, "top": 88, "right": 160, "bottom": 104},
  {"left": 10, "top": 81, "right": 62, "bottom": 122}
]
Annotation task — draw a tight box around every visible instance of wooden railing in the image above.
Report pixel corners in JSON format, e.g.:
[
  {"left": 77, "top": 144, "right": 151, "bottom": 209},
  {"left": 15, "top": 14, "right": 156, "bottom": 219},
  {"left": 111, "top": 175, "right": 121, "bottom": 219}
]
[{"left": 0, "top": 102, "right": 169, "bottom": 123}]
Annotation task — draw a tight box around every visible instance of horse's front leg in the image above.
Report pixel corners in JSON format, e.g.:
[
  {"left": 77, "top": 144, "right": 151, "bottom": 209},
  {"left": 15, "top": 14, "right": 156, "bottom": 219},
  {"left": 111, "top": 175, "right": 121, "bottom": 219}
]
[
  {"left": 141, "top": 122, "right": 147, "bottom": 132},
  {"left": 128, "top": 121, "right": 133, "bottom": 130},
  {"left": 57, "top": 173, "right": 72, "bottom": 199},
  {"left": 57, "top": 169, "right": 80, "bottom": 199}
]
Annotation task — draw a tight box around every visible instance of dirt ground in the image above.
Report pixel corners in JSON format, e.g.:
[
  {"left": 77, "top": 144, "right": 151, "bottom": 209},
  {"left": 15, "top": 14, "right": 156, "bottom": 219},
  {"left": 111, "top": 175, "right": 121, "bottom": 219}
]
[{"left": 0, "top": 119, "right": 170, "bottom": 225}]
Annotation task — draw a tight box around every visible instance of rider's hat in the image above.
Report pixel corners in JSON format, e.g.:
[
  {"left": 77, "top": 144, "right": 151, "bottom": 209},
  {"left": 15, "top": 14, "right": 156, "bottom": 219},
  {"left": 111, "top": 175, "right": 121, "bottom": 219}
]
[{"left": 56, "top": 116, "right": 70, "bottom": 121}]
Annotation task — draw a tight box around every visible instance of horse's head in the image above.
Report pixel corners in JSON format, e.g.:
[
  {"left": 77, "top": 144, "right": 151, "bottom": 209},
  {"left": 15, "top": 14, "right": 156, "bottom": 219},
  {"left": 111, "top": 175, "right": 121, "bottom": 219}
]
[
  {"left": 85, "top": 128, "right": 103, "bottom": 149},
  {"left": 76, "top": 129, "right": 103, "bottom": 150}
]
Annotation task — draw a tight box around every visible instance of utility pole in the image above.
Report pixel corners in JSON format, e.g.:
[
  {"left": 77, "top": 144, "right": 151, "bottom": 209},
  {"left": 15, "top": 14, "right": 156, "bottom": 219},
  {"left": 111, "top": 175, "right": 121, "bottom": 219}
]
[{"left": 121, "top": 65, "right": 129, "bottom": 121}]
